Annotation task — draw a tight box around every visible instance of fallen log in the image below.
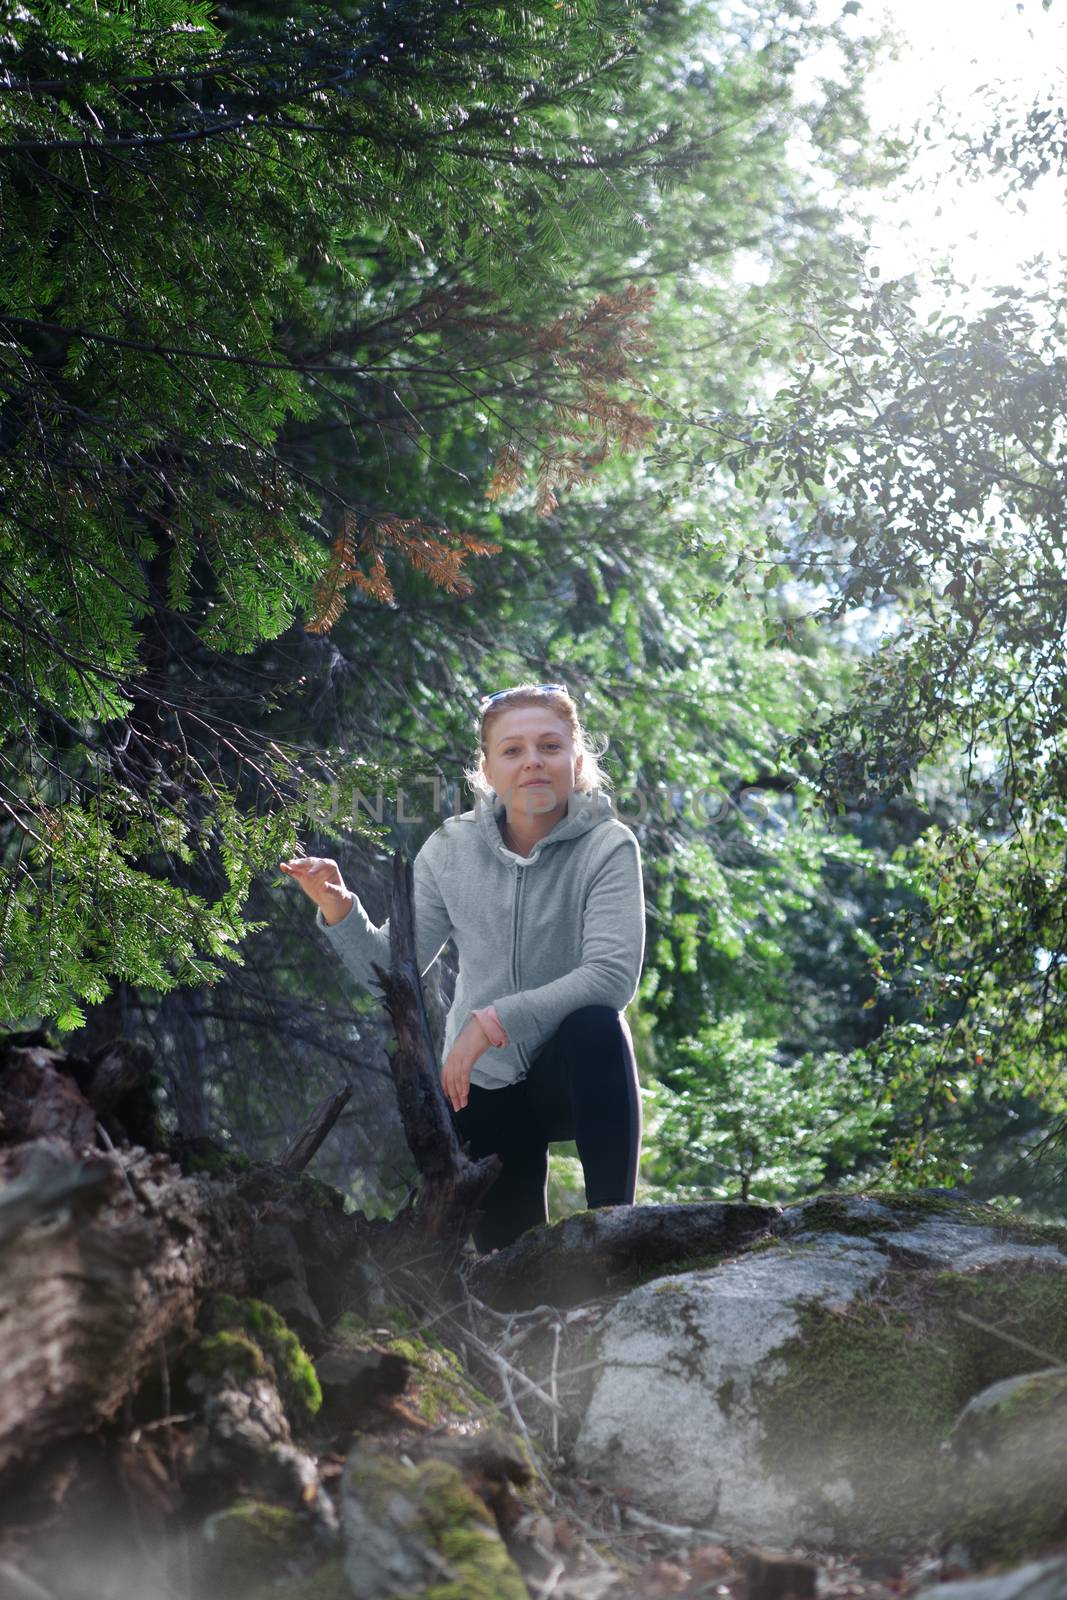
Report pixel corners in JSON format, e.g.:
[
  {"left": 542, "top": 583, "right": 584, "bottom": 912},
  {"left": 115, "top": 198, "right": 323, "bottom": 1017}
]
[
  {"left": 468, "top": 1199, "right": 783, "bottom": 1310},
  {"left": 0, "top": 1135, "right": 253, "bottom": 1478}
]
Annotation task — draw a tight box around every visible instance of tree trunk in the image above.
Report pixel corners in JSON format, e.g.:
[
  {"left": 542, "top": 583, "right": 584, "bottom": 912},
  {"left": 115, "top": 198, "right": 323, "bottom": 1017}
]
[
  {"left": 161, "top": 988, "right": 211, "bottom": 1138},
  {"left": 373, "top": 851, "right": 500, "bottom": 1242}
]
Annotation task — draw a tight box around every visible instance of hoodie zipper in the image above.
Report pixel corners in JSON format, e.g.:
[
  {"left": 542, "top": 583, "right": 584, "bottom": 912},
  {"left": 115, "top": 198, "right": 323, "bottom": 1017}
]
[{"left": 510, "top": 862, "right": 531, "bottom": 1076}]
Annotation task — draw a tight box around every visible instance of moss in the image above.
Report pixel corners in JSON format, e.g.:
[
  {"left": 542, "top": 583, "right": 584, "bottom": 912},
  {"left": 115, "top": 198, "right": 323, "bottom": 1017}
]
[
  {"left": 384, "top": 1332, "right": 490, "bottom": 1425},
  {"left": 194, "top": 1330, "right": 268, "bottom": 1384},
  {"left": 0, "top": 1025, "right": 62, "bottom": 1052},
  {"left": 330, "top": 1303, "right": 414, "bottom": 1346},
  {"left": 202, "top": 1499, "right": 313, "bottom": 1594},
  {"left": 250, "top": 1558, "right": 348, "bottom": 1600},
  {"left": 347, "top": 1455, "right": 527, "bottom": 1600},
  {"left": 737, "top": 1233, "right": 783, "bottom": 1254},
  {"left": 176, "top": 1135, "right": 255, "bottom": 1178},
  {"left": 948, "top": 1367, "right": 1067, "bottom": 1564},
  {"left": 631, "top": 1248, "right": 735, "bottom": 1289},
  {"left": 987, "top": 1367, "right": 1067, "bottom": 1423},
  {"left": 749, "top": 1253, "right": 1067, "bottom": 1553},
  {"left": 293, "top": 1172, "right": 347, "bottom": 1215},
  {"left": 329, "top": 1311, "right": 375, "bottom": 1344},
  {"left": 201, "top": 1295, "right": 322, "bottom": 1420},
  {"left": 783, "top": 1187, "right": 1067, "bottom": 1252},
  {"left": 422, "top": 1519, "right": 528, "bottom": 1600}
]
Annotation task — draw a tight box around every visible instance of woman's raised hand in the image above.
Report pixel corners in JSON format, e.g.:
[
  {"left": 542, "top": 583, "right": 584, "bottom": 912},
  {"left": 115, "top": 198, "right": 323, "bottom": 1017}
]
[{"left": 278, "top": 855, "right": 354, "bottom": 923}]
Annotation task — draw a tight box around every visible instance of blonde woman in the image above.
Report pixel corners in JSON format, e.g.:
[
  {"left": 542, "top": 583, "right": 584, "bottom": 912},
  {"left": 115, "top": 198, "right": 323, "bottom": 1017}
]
[{"left": 280, "top": 683, "right": 645, "bottom": 1252}]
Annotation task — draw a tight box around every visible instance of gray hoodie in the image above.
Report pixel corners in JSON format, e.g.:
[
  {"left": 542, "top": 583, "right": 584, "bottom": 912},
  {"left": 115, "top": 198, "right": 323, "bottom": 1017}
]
[{"left": 314, "top": 788, "right": 645, "bottom": 1089}]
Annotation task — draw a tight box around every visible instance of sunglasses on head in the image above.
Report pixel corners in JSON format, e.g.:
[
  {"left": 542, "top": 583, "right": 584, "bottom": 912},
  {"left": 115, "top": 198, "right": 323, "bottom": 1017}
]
[{"left": 479, "top": 683, "right": 567, "bottom": 709}]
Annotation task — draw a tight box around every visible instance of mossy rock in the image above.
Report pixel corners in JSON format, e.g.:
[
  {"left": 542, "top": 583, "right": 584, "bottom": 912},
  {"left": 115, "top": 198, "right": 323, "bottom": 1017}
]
[
  {"left": 249, "top": 1558, "right": 348, "bottom": 1600},
  {"left": 194, "top": 1329, "right": 270, "bottom": 1386},
  {"left": 750, "top": 1253, "right": 1067, "bottom": 1552},
  {"left": 199, "top": 1295, "right": 322, "bottom": 1421},
  {"left": 469, "top": 1198, "right": 779, "bottom": 1310},
  {"left": 330, "top": 1303, "right": 415, "bottom": 1345},
  {"left": 327, "top": 1308, "right": 484, "bottom": 1426},
  {"left": 780, "top": 1187, "right": 1067, "bottom": 1253},
  {"left": 943, "top": 1366, "right": 1067, "bottom": 1565},
  {"left": 201, "top": 1499, "right": 315, "bottom": 1596},
  {"left": 383, "top": 1330, "right": 497, "bottom": 1427},
  {"left": 343, "top": 1446, "right": 527, "bottom": 1599},
  {"left": 575, "top": 1198, "right": 1067, "bottom": 1557}
]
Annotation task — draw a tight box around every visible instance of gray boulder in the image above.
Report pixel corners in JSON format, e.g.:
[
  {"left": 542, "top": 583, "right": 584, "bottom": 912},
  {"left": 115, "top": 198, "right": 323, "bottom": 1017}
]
[{"left": 570, "top": 1191, "right": 1067, "bottom": 1555}]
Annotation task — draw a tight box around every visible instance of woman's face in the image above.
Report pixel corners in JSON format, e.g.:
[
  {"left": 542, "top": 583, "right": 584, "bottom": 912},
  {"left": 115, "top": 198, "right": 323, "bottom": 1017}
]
[{"left": 482, "top": 707, "right": 582, "bottom": 818}]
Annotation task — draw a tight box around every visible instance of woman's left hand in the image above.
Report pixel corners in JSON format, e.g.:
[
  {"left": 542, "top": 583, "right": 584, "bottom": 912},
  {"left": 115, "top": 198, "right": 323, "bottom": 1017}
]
[{"left": 441, "top": 1015, "right": 490, "bottom": 1112}]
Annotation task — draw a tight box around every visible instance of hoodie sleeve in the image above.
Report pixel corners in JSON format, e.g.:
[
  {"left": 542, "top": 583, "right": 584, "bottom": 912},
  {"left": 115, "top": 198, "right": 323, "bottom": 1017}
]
[
  {"left": 490, "top": 831, "right": 645, "bottom": 1053},
  {"left": 314, "top": 836, "right": 454, "bottom": 990}
]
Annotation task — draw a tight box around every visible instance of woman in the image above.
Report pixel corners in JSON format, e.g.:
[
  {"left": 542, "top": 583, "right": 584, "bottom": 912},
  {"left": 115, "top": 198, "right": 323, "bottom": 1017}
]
[{"left": 279, "top": 683, "right": 645, "bottom": 1252}]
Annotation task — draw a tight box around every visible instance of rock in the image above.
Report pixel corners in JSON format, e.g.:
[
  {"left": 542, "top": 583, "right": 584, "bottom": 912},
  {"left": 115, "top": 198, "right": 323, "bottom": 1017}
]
[
  {"left": 406, "top": 1426, "right": 532, "bottom": 1487},
  {"left": 468, "top": 1199, "right": 780, "bottom": 1310},
  {"left": 314, "top": 1345, "right": 410, "bottom": 1429},
  {"left": 942, "top": 1365, "right": 1067, "bottom": 1565},
  {"left": 341, "top": 1440, "right": 528, "bottom": 1598},
  {"left": 575, "top": 1232, "right": 886, "bottom": 1545},
  {"left": 949, "top": 1364, "right": 1067, "bottom": 1451},
  {"left": 252, "top": 1222, "right": 307, "bottom": 1287},
  {"left": 570, "top": 1191, "right": 1067, "bottom": 1555},
  {"left": 258, "top": 1558, "right": 349, "bottom": 1599},
  {"left": 185, "top": 1298, "right": 331, "bottom": 1521},
  {"left": 200, "top": 1498, "right": 320, "bottom": 1596},
  {"left": 913, "top": 1554, "right": 1067, "bottom": 1600},
  {"left": 779, "top": 1193, "right": 1067, "bottom": 1273},
  {"left": 191, "top": 1375, "right": 324, "bottom": 1511},
  {"left": 368, "top": 1326, "right": 502, "bottom": 1429},
  {"left": 263, "top": 1277, "right": 325, "bottom": 1340}
]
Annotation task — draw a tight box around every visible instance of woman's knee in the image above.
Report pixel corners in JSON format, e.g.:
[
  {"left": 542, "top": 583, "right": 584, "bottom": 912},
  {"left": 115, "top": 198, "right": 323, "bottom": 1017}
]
[
  {"left": 555, "top": 1003, "right": 623, "bottom": 1043},
  {"left": 555, "top": 1006, "right": 638, "bottom": 1099}
]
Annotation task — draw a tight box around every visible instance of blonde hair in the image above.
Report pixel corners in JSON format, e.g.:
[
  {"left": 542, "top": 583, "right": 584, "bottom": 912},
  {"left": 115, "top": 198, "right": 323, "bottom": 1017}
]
[{"left": 464, "top": 684, "right": 613, "bottom": 803}]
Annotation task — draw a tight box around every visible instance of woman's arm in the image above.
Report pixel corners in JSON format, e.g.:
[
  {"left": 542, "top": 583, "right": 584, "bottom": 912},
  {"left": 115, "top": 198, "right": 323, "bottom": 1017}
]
[
  {"left": 311, "top": 844, "right": 455, "bottom": 991},
  {"left": 489, "top": 833, "right": 645, "bottom": 1053}
]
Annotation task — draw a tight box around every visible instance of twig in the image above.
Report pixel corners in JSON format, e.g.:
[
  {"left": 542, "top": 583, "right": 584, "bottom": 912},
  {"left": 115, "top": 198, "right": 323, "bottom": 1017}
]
[
  {"left": 128, "top": 1414, "right": 196, "bottom": 1440},
  {"left": 530, "top": 1557, "right": 567, "bottom": 1599},
  {"left": 550, "top": 1320, "right": 561, "bottom": 1459},
  {"left": 412, "top": 1298, "right": 473, "bottom": 1333},
  {"left": 551, "top": 1356, "right": 609, "bottom": 1384},
  {"left": 447, "top": 1311, "right": 567, "bottom": 1416},
  {"left": 497, "top": 1362, "right": 554, "bottom": 1495},
  {"left": 952, "top": 1308, "right": 1067, "bottom": 1370},
  {"left": 621, "top": 1503, "right": 732, "bottom": 1544}
]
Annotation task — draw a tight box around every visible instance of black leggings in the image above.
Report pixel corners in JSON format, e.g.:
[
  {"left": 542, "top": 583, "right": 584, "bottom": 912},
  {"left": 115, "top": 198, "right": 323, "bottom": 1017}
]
[{"left": 452, "top": 1004, "right": 642, "bottom": 1253}]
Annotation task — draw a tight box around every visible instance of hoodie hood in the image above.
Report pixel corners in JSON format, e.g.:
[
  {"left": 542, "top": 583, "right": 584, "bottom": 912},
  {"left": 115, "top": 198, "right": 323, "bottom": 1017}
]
[{"left": 475, "top": 786, "right": 620, "bottom": 864}]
